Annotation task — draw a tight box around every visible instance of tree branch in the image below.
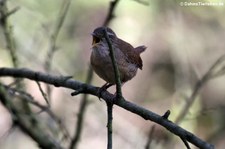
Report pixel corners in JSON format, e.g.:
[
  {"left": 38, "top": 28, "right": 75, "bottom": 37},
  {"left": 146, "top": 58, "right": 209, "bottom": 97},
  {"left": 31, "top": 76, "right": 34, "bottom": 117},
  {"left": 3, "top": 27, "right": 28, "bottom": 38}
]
[
  {"left": 0, "top": 83, "right": 70, "bottom": 141},
  {"left": 0, "top": 0, "right": 19, "bottom": 68},
  {"left": 43, "top": 0, "right": 72, "bottom": 104},
  {"left": 107, "top": 102, "right": 113, "bottom": 149},
  {"left": 103, "top": 0, "right": 120, "bottom": 26},
  {"left": 44, "top": 0, "right": 72, "bottom": 73},
  {"left": 175, "top": 54, "right": 225, "bottom": 124},
  {"left": 103, "top": 28, "right": 122, "bottom": 98},
  {"left": 69, "top": 0, "right": 121, "bottom": 147},
  {"left": 69, "top": 67, "right": 93, "bottom": 149},
  {"left": 0, "top": 84, "right": 64, "bottom": 149},
  {"left": 145, "top": 125, "right": 155, "bottom": 149},
  {"left": 0, "top": 67, "right": 214, "bottom": 149}
]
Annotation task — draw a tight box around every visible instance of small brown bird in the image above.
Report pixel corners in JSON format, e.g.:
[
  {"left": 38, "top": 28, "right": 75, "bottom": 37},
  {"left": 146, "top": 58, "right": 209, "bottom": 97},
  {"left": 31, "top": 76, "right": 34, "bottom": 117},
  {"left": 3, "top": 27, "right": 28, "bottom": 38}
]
[{"left": 90, "top": 27, "right": 146, "bottom": 90}]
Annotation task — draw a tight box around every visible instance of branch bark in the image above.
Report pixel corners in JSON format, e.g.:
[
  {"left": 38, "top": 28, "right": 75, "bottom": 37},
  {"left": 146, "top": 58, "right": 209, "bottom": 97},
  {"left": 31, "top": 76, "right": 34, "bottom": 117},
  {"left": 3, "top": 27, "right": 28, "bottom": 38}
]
[
  {"left": 70, "top": 0, "right": 121, "bottom": 148},
  {"left": 0, "top": 84, "right": 64, "bottom": 149},
  {"left": 107, "top": 102, "right": 113, "bottom": 149},
  {"left": 0, "top": 67, "right": 214, "bottom": 149},
  {"left": 0, "top": 0, "right": 19, "bottom": 68},
  {"left": 103, "top": 28, "right": 122, "bottom": 98}
]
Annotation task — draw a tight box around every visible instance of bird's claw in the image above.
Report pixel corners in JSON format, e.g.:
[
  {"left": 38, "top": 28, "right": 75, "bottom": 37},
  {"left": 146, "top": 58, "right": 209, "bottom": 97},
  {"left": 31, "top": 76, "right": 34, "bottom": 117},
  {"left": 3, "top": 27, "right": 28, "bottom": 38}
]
[
  {"left": 97, "top": 83, "right": 113, "bottom": 101},
  {"left": 97, "top": 87, "right": 104, "bottom": 101}
]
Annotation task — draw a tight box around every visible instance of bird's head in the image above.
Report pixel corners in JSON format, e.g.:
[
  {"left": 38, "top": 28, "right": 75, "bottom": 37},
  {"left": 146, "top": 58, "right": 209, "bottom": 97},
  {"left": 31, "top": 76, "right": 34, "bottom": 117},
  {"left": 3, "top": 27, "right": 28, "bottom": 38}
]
[{"left": 91, "top": 27, "right": 117, "bottom": 45}]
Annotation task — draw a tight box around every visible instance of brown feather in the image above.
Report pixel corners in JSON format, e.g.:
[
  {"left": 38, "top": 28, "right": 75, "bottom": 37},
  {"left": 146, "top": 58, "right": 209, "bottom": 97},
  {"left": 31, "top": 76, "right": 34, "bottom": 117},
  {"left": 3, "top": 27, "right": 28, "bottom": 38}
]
[
  {"left": 134, "top": 45, "right": 147, "bottom": 54},
  {"left": 115, "top": 38, "right": 145, "bottom": 69}
]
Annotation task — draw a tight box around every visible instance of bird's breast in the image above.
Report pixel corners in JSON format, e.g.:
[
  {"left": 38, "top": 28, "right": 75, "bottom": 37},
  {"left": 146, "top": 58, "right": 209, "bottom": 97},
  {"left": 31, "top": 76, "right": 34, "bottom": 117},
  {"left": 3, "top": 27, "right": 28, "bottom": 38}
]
[{"left": 90, "top": 45, "right": 138, "bottom": 84}]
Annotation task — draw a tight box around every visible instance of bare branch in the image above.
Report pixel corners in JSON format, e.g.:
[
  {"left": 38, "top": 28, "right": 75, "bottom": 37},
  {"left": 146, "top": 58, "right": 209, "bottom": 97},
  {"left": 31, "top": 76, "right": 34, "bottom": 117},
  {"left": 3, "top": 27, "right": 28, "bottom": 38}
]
[
  {"left": 107, "top": 102, "right": 113, "bottom": 149},
  {"left": 0, "top": 0, "right": 19, "bottom": 68},
  {"left": 0, "top": 0, "right": 23, "bottom": 89},
  {"left": 103, "top": 28, "right": 122, "bottom": 98},
  {"left": 0, "top": 67, "right": 214, "bottom": 149},
  {"left": 0, "top": 84, "right": 64, "bottom": 149},
  {"left": 175, "top": 54, "right": 225, "bottom": 124},
  {"left": 0, "top": 83, "right": 70, "bottom": 141},
  {"left": 145, "top": 125, "right": 156, "bottom": 149},
  {"left": 44, "top": 0, "right": 72, "bottom": 102},
  {"left": 69, "top": 67, "right": 93, "bottom": 149},
  {"left": 103, "top": 0, "right": 120, "bottom": 26},
  {"left": 180, "top": 136, "right": 191, "bottom": 149},
  {"left": 103, "top": 26, "right": 125, "bottom": 149},
  {"left": 36, "top": 81, "right": 50, "bottom": 106},
  {"left": 69, "top": 0, "right": 122, "bottom": 147},
  {"left": 44, "top": 0, "right": 72, "bottom": 72},
  {"left": 162, "top": 110, "right": 171, "bottom": 119}
]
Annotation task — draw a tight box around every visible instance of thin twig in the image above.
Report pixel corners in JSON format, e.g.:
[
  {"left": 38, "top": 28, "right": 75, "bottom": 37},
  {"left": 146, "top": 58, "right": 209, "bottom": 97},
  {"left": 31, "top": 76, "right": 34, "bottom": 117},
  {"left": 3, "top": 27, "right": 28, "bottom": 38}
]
[
  {"left": 103, "top": 28, "right": 122, "bottom": 98},
  {"left": 44, "top": 0, "right": 71, "bottom": 71},
  {"left": 103, "top": 0, "right": 120, "bottom": 26},
  {"left": 0, "top": 0, "right": 31, "bottom": 121},
  {"left": 180, "top": 136, "right": 191, "bottom": 149},
  {"left": 0, "top": 1, "right": 19, "bottom": 68},
  {"left": 36, "top": 81, "right": 50, "bottom": 106},
  {"left": 103, "top": 27, "right": 123, "bottom": 149},
  {"left": 44, "top": 0, "right": 72, "bottom": 101},
  {"left": 162, "top": 110, "right": 171, "bottom": 119},
  {"left": 69, "top": 0, "right": 120, "bottom": 148},
  {"left": 0, "top": 6, "right": 20, "bottom": 19},
  {"left": 175, "top": 54, "right": 225, "bottom": 124},
  {"left": 145, "top": 125, "right": 156, "bottom": 149},
  {"left": 0, "top": 83, "right": 70, "bottom": 141},
  {"left": 0, "top": 1, "right": 22, "bottom": 89},
  {"left": 107, "top": 102, "right": 113, "bottom": 149},
  {"left": 0, "top": 84, "right": 64, "bottom": 149},
  {"left": 69, "top": 67, "right": 93, "bottom": 149}
]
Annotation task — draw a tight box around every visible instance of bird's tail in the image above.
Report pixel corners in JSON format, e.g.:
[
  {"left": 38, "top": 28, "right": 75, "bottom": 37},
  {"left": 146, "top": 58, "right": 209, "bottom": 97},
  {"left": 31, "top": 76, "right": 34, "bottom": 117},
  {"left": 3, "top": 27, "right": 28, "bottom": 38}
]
[{"left": 134, "top": 45, "right": 147, "bottom": 54}]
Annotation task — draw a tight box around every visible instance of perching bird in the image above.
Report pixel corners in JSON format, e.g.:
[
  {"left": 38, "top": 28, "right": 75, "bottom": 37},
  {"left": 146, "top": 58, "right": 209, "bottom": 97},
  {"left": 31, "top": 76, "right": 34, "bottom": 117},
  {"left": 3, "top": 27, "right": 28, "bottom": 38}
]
[{"left": 90, "top": 27, "right": 146, "bottom": 91}]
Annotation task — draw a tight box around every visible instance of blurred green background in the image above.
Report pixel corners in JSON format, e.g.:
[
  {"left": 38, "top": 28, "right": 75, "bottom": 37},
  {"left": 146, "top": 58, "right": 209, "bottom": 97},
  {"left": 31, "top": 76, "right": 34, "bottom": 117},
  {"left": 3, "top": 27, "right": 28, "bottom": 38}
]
[{"left": 0, "top": 0, "right": 225, "bottom": 149}]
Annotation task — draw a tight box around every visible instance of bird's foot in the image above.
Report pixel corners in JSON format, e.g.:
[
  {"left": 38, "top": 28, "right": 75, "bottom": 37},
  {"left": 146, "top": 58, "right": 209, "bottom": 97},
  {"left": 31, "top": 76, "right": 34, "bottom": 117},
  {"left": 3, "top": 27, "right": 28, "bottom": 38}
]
[{"left": 97, "top": 83, "right": 113, "bottom": 100}]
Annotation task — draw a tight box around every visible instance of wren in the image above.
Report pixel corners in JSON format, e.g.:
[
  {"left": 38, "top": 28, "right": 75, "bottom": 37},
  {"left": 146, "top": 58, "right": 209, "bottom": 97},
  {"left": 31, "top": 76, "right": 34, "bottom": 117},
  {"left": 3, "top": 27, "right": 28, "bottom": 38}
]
[{"left": 90, "top": 27, "right": 146, "bottom": 90}]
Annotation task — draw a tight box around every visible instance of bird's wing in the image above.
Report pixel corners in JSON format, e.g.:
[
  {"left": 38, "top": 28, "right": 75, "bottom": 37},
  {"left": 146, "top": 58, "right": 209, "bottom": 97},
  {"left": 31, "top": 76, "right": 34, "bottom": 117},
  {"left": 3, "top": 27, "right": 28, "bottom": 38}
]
[{"left": 116, "top": 38, "right": 145, "bottom": 69}]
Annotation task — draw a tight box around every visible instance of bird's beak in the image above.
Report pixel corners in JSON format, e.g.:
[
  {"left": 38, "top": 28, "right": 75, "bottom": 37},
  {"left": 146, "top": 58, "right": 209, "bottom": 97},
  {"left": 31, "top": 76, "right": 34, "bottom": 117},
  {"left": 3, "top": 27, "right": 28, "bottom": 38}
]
[
  {"left": 91, "top": 32, "right": 95, "bottom": 36},
  {"left": 91, "top": 33, "right": 100, "bottom": 45},
  {"left": 92, "top": 36, "right": 97, "bottom": 45}
]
